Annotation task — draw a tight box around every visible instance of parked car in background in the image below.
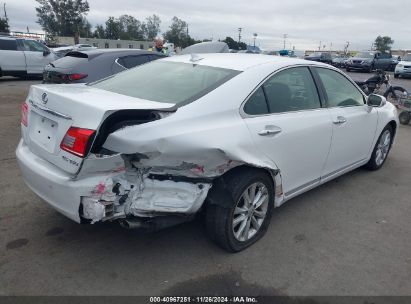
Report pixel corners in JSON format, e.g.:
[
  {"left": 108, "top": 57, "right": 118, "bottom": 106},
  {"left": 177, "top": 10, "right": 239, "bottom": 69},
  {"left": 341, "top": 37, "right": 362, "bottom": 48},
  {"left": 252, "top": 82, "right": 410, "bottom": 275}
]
[
  {"left": 43, "top": 49, "right": 165, "bottom": 84},
  {"left": 17, "top": 54, "right": 398, "bottom": 252},
  {"left": 332, "top": 55, "right": 348, "bottom": 68},
  {"left": 51, "top": 45, "right": 74, "bottom": 58},
  {"left": 0, "top": 36, "right": 57, "bottom": 78},
  {"left": 394, "top": 53, "right": 411, "bottom": 78},
  {"left": 391, "top": 55, "right": 401, "bottom": 65},
  {"left": 180, "top": 41, "right": 229, "bottom": 55},
  {"left": 304, "top": 52, "right": 333, "bottom": 64},
  {"left": 346, "top": 51, "right": 395, "bottom": 72},
  {"left": 74, "top": 44, "right": 97, "bottom": 51}
]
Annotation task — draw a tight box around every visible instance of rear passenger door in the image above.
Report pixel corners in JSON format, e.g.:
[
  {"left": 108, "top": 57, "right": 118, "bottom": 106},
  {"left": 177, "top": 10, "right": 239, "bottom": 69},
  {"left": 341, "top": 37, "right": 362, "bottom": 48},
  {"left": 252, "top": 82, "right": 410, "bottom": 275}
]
[
  {"left": 0, "top": 38, "right": 26, "bottom": 72},
  {"left": 243, "top": 66, "right": 333, "bottom": 198}
]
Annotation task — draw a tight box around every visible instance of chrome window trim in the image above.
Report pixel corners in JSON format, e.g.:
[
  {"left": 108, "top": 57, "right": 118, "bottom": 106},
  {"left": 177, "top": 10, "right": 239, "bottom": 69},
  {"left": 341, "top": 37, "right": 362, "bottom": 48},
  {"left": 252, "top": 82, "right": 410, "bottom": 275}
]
[
  {"left": 114, "top": 58, "right": 127, "bottom": 70},
  {"left": 240, "top": 64, "right": 324, "bottom": 118},
  {"left": 28, "top": 99, "right": 72, "bottom": 120}
]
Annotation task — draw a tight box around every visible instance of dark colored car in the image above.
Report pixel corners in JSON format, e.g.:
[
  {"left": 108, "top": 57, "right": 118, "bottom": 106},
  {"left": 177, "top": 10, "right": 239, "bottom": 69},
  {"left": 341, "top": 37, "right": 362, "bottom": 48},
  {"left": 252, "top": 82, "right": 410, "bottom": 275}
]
[
  {"left": 345, "top": 51, "right": 395, "bottom": 73},
  {"left": 43, "top": 49, "right": 165, "bottom": 84},
  {"left": 332, "top": 55, "right": 348, "bottom": 68},
  {"left": 304, "top": 52, "right": 332, "bottom": 64}
]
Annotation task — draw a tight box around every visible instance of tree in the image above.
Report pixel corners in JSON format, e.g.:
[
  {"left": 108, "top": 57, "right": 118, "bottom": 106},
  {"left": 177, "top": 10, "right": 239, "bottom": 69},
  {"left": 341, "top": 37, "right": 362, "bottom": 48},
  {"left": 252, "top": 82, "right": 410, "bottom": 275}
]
[
  {"left": 164, "top": 16, "right": 194, "bottom": 48},
  {"left": 93, "top": 24, "right": 105, "bottom": 38},
  {"left": 119, "top": 15, "right": 145, "bottom": 40},
  {"left": 374, "top": 36, "right": 394, "bottom": 53},
  {"left": 222, "top": 36, "right": 247, "bottom": 50},
  {"left": 104, "top": 16, "right": 121, "bottom": 39},
  {"left": 35, "top": 0, "right": 90, "bottom": 43},
  {"left": 223, "top": 36, "right": 238, "bottom": 49},
  {"left": 79, "top": 17, "right": 92, "bottom": 37},
  {"left": 0, "top": 17, "right": 9, "bottom": 33},
  {"left": 145, "top": 14, "right": 161, "bottom": 40}
]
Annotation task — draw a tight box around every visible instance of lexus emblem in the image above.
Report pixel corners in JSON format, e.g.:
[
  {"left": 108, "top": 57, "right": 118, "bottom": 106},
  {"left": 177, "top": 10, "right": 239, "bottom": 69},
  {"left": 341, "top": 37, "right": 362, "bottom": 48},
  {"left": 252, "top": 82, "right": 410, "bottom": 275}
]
[{"left": 41, "top": 93, "right": 48, "bottom": 104}]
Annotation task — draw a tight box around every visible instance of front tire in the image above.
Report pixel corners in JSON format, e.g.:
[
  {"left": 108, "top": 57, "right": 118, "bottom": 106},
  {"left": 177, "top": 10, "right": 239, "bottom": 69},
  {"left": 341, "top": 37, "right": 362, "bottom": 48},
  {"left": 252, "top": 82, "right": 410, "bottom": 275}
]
[
  {"left": 364, "top": 125, "right": 393, "bottom": 170},
  {"left": 399, "top": 111, "right": 411, "bottom": 125},
  {"left": 394, "top": 74, "right": 399, "bottom": 79},
  {"left": 206, "top": 169, "right": 274, "bottom": 252}
]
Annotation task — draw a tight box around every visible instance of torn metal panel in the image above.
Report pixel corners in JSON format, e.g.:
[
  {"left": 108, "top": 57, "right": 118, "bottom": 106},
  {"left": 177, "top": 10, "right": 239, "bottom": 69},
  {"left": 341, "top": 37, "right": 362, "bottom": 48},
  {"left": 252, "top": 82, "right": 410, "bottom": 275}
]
[{"left": 126, "top": 177, "right": 211, "bottom": 215}]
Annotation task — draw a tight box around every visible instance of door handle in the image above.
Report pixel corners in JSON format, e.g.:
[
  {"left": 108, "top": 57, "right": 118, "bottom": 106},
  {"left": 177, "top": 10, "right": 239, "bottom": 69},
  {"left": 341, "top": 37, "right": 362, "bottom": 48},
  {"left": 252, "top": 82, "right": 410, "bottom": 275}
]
[
  {"left": 333, "top": 116, "right": 347, "bottom": 125},
  {"left": 258, "top": 126, "right": 282, "bottom": 136}
]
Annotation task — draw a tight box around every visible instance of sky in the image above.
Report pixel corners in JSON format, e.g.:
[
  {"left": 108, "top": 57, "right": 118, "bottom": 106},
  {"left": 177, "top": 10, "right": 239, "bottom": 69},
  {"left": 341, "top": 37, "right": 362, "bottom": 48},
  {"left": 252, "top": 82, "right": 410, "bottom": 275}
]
[{"left": 3, "top": 0, "right": 410, "bottom": 51}]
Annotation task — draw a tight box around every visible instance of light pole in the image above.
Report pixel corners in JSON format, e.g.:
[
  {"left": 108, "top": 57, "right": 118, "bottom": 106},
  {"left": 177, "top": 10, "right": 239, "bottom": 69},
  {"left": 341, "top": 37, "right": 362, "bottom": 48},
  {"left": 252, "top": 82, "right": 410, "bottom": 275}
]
[
  {"left": 283, "top": 34, "right": 288, "bottom": 50},
  {"left": 253, "top": 33, "right": 257, "bottom": 47},
  {"left": 238, "top": 27, "right": 242, "bottom": 43}
]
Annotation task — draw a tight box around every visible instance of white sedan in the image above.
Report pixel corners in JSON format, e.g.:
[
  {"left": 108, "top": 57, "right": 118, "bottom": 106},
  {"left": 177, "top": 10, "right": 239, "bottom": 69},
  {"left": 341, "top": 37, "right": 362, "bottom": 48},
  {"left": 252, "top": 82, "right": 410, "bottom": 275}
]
[{"left": 16, "top": 54, "right": 398, "bottom": 252}]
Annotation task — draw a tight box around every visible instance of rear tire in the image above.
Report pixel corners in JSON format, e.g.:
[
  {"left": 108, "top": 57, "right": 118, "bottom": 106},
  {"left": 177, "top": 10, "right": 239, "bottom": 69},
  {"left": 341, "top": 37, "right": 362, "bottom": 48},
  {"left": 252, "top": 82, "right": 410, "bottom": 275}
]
[
  {"left": 206, "top": 169, "right": 274, "bottom": 252},
  {"left": 384, "top": 88, "right": 407, "bottom": 106},
  {"left": 364, "top": 125, "right": 393, "bottom": 170},
  {"left": 346, "top": 67, "right": 351, "bottom": 72},
  {"left": 399, "top": 111, "right": 411, "bottom": 125}
]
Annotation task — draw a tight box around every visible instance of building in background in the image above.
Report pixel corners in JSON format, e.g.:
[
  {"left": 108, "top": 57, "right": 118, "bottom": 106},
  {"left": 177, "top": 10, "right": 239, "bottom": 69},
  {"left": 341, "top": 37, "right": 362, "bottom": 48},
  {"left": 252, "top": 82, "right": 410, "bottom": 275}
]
[{"left": 56, "top": 37, "right": 153, "bottom": 50}]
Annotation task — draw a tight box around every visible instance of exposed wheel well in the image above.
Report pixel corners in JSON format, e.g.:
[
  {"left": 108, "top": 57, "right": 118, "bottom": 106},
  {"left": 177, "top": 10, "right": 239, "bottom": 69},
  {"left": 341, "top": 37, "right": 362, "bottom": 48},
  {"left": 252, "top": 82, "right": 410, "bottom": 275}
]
[{"left": 203, "top": 164, "right": 277, "bottom": 210}]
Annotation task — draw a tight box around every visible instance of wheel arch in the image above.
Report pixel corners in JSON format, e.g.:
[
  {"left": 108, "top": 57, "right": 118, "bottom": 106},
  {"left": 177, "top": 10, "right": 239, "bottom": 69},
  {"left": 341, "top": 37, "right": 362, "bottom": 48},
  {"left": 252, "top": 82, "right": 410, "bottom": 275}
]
[
  {"left": 205, "top": 164, "right": 281, "bottom": 209},
  {"left": 387, "top": 120, "right": 397, "bottom": 144}
]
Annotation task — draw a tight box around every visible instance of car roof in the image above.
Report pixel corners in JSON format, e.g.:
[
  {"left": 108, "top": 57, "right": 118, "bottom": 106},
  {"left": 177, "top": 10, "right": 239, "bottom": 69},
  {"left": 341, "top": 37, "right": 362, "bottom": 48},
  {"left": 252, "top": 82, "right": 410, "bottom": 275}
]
[
  {"left": 66, "top": 49, "right": 164, "bottom": 59},
  {"left": 164, "top": 53, "right": 323, "bottom": 71},
  {"left": 78, "top": 48, "right": 156, "bottom": 55}
]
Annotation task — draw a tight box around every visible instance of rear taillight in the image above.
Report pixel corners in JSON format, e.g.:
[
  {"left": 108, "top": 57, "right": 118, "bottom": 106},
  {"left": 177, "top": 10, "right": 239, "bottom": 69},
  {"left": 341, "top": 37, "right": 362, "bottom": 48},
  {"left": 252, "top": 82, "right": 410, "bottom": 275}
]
[
  {"left": 68, "top": 73, "right": 88, "bottom": 81},
  {"left": 21, "top": 102, "right": 28, "bottom": 127},
  {"left": 60, "top": 127, "right": 95, "bottom": 158}
]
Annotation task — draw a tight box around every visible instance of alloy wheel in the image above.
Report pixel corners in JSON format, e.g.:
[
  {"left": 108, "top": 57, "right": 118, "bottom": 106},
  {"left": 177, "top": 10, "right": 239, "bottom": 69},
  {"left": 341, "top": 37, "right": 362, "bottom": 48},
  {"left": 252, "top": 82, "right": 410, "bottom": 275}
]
[
  {"left": 375, "top": 130, "right": 391, "bottom": 166},
  {"left": 232, "top": 182, "right": 269, "bottom": 242}
]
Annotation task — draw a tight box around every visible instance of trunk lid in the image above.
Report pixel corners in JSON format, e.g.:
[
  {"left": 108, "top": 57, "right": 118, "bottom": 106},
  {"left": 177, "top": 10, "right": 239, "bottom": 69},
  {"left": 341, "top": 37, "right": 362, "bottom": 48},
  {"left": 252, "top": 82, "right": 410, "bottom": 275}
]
[{"left": 22, "top": 84, "right": 174, "bottom": 174}]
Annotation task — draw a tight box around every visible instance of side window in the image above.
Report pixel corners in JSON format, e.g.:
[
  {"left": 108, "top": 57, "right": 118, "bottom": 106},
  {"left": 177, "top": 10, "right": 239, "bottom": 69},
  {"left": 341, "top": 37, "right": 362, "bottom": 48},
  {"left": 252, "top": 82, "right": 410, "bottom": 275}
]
[
  {"left": 379, "top": 53, "right": 391, "bottom": 59},
  {"left": 117, "top": 55, "right": 149, "bottom": 69},
  {"left": 23, "top": 40, "right": 47, "bottom": 52},
  {"left": 263, "top": 67, "right": 321, "bottom": 113},
  {"left": 244, "top": 87, "right": 269, "bottom": 115},
  {"left": 316, "top": 68, "right": 364, "bottom": 107},
  {"left": 0, "top": 39, "right": 18, "bottom": 51}
]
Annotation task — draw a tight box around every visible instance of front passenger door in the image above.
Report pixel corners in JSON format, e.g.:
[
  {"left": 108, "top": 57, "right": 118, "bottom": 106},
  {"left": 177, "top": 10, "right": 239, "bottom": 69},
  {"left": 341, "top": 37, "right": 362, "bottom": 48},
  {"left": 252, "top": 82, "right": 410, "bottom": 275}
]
[
  {"left": 315, "top": 68, "right": 378, "bottom": 180},
  {"left": 22, "top": 40, "right": 55, "bottom": 74},
  {"left": 243, "top": 67, "right": 333, "bottom": 197}
]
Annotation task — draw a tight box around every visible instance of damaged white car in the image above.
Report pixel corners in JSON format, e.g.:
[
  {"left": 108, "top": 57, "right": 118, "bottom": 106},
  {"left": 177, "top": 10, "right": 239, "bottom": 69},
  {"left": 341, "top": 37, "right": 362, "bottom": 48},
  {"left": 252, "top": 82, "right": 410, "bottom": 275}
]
[{"left": 16, "top": 54, "right": 398, "bottom": 252}]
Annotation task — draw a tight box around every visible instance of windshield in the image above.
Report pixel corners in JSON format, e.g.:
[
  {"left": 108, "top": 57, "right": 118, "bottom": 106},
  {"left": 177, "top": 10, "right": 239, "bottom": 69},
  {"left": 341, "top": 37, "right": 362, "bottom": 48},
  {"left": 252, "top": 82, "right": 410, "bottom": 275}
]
[
  {"left": 355, "top": 52, "right": 374, "bottom": 58},
  {"left": 91, "top": 61, "right": 240, "bottom": 105},
  {"left": 403, "top": 54, "right": 411, "bottom": 61}
]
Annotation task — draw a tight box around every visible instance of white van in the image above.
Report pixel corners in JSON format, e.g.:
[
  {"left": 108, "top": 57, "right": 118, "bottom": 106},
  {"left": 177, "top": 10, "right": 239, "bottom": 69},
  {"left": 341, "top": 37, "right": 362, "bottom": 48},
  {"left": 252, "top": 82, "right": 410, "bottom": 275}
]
[{"left": 0, "top": 36, "right": 58, "bottom": 78}]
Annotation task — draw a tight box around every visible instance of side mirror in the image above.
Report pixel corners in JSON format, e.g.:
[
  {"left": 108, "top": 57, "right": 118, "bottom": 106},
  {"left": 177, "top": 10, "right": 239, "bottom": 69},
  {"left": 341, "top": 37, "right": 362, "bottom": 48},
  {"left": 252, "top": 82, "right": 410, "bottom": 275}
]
[
  {"left": 43, "top": 49, "right": 51, "bottom": 56},
  {"left": 367, "top": 94, "right": 386, "bottom": 107}
]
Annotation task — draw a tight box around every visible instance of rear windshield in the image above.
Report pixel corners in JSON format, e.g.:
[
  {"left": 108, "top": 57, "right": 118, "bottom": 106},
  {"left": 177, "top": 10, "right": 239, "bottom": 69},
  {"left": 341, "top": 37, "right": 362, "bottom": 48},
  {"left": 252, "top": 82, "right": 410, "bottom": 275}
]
[
  {"left": 91, "top": 61, "right": 240, "bottom": 105},
  {"left": 53, "top": 54, "right": 88, "bottom": 68}
]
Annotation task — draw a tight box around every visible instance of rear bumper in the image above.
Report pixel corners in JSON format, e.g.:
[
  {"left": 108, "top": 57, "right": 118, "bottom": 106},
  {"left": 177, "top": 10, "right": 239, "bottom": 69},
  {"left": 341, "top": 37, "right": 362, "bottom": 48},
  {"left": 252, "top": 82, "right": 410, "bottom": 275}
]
[{"left": 16, "top": 139, "right": 110, "bottom": 223}]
